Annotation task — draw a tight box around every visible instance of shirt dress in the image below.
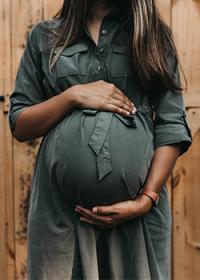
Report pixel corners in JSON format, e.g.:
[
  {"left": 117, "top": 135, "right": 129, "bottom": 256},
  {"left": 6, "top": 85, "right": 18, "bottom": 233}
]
[{"left": 8, "top": 7, "right": 192, "bottom": 280}]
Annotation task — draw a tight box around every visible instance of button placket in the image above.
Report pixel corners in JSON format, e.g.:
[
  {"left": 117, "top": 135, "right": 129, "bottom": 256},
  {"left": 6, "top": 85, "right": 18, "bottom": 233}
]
[
  {"left": 92, "top": 18, "right": 120, "bottom": 81},
  {"left": 95, "top": 32, "right": 106, "bottom": 75}
]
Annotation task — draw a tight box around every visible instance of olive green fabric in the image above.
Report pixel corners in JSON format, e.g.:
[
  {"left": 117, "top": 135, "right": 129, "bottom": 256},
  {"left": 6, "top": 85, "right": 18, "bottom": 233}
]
[{"left": 8, "top": 6, "right": 192, "bottom": 280}]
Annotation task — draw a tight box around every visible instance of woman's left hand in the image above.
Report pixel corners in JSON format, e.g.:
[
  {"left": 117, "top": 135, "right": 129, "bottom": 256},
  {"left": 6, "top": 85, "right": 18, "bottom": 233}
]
[{"left": 74, "top": 194, "right": 153, "bottom": 229}]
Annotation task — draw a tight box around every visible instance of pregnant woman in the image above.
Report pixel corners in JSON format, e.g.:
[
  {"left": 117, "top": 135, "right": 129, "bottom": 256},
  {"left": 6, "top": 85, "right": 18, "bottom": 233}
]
[{"left": 8, "top": 0, "right": 192, "bottom": 279}]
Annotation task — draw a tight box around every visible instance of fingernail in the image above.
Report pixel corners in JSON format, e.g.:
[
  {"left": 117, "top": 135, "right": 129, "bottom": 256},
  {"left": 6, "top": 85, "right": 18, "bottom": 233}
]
[
  {"left": 126, "top": 111, "right": 130, "bottom": 115},
  {"left": 132, "top": 108, "right": 137, "bottom": 114},
  {"left": 92, "top": 207, "right": 98, "bottom": 213}
]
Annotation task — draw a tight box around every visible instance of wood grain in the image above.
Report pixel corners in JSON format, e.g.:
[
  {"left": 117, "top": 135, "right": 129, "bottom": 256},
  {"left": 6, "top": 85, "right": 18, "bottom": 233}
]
[{"left": 11, "top": 1, "right": 43, "bottom": 278}]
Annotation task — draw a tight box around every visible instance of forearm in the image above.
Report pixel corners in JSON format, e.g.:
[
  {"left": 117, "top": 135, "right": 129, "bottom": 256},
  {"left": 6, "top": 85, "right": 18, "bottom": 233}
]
[
  {"left": 13, "top": 86, "right": 77, "bottom": 142},
  {"left": 142, "top": 144, "right": 181, "bottom": 194}
]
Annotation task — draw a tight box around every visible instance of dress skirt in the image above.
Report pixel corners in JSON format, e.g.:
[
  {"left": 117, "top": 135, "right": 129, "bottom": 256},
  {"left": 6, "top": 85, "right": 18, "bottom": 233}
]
[{"left": 28, "top": 184, "right": 172, "bottom": 280}]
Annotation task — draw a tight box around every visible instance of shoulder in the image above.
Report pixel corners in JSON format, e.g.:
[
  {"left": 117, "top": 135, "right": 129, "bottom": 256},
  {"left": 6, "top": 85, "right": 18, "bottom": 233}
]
[{"left": 27, "top": 18, "right": 60, "bottom": 52}]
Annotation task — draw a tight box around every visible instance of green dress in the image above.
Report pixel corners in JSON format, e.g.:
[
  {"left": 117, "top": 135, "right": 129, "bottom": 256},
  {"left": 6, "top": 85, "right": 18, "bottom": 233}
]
[{"left": 8, "top": 7, "right": 192, "bottom": 280}]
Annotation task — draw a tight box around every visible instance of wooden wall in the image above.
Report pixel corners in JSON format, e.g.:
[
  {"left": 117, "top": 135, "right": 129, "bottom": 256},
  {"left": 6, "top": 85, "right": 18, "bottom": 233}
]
[{"left": 0, "top": 0, "right": 199, "bottom": 279}]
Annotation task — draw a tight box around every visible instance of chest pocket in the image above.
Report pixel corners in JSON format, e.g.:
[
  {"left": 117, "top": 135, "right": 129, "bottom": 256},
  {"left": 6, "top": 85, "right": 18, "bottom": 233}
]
[
  {"left": 54, "top": 43, "right": 89, "bottom": 90},
  {"left": 55, "top": 43, "right": 89, "bottom": 77},
  {"left": 110, "top": 44, "right": 134, "bottom": 94}
]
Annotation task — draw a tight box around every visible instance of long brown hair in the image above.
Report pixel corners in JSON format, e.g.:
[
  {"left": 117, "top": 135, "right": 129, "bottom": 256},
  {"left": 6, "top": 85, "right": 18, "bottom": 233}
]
[{"left": 48, "top": 0, "right": 185, "bottom": 92}]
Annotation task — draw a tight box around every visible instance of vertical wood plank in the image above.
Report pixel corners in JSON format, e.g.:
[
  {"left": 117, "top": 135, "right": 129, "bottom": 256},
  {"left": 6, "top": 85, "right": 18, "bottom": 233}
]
[
  {"left": 171, "top": 0, "right": 200, "bottom": 279},
  {"left": 172, "top": 0, "right": 200, "bottom": 96},
  {"left": 0, "top": 0, "right": 15, "bottom": 279},
  {"left": 4, "top": 0, "right": 16, "bottom": 276},
  {"left": 11, "top": 1, "right": 43, "bottom": 278},
  {"left": 172, "top": 131, "right": 200, "bottom": 280},
  {"left": 0, "top": 0, "right": 6, "bottom": 277},
  {"left": 0, "top": 98, "right": 6, "bottom": 277}
]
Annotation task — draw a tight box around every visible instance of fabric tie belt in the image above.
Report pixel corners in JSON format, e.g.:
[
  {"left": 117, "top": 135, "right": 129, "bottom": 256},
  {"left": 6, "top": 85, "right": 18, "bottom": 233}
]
[{"left": 82, "top": 109, "right": 137, "bottom": 181}]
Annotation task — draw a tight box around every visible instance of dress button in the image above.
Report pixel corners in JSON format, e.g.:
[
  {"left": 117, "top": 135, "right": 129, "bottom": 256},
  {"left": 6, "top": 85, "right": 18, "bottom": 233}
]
[
  {"left": 97, "top": 65, "right": 102, "bottom": 71},
  {"left": 101, "top": 29, "right": 107, "bottom": 35},
  {"left": 99, "top": 47, "right": 105, "bottom": 53}
]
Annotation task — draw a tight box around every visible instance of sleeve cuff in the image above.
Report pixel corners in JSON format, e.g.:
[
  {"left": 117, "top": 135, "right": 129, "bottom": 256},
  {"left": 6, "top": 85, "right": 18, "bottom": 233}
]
[
  {"left": 8, "top": 107, "right": 27, "bottom": 135},
  {"left": 154, "top": 111, "right": 192, "bottom": 156}
]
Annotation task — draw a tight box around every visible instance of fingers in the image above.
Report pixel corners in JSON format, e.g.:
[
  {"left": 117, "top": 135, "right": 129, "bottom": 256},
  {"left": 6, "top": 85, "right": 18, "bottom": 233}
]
[
  {"left": 107, "top": 99, "right": 137, "bottom": 116},
  {"left": 75, "top": 205, "right": 123, "bottom": 230},
  {"left": 108, "top": 83, "right": 137, "bottom": 115},
  {"left": 104, "top": 104, "right": 135, "bottom": 116},
  {"left": 92, "top": 206, "right": 119, "bottom": 216},
  {"left": 80, "top": 216, "right": 121, "bottom": 229},
  {"left": 75, "top": 205, "right": 114, "bottom": 223},
  {"left": 74, "top": 202, "right": 136, "bottom": 228},
  {"left": 80, "top": 216, "right": 104, "bottom": 226},
  {"left": 114, "top": 88, "right": 133, "bottom": 108}
]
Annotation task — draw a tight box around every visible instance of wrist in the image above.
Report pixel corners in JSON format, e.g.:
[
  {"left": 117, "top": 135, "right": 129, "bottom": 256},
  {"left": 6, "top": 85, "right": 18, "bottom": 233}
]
[
  {"left": 69, "top": 84, "right": 84, "bottom": 108},
  {"left": 136, "top": 194, "right": 153, "bottom": 214},
  {"left": 64, "top": 84, "right": 81, "bottom": 108},
  {"left": 139, "top": 188, "right": 160, "bottom": 207}
]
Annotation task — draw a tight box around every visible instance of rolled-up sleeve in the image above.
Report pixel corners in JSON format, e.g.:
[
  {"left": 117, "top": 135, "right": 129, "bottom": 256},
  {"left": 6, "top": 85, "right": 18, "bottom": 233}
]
[
  {"left": 8, "top": 24, "right": 46, "bottom": 135},
  {"left": 152, "top": 54, "right": 192, "bottom": 156}
]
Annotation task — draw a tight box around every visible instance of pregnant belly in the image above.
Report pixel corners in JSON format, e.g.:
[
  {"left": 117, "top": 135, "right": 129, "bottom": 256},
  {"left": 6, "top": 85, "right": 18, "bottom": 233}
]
[{"left": 44, "top": 108, "right": 155, "bottom": 209}]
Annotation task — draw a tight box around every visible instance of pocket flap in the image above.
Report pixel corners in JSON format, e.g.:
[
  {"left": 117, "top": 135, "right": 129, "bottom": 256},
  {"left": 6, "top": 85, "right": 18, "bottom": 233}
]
[
  {"left": 82, "top": 109, "right": 99, "bottom": 115},
  {"left": 54, "top": 43, "right": 89, "bottom": 56},
  {"left": 114, "top": 113, "right": 137, "bottom": 128},
  {"left": 56, "top": 43, "right": 89, "bottom": 77},
  {"left": 112, "top": 45, "right": 132, "bottom": 56}
]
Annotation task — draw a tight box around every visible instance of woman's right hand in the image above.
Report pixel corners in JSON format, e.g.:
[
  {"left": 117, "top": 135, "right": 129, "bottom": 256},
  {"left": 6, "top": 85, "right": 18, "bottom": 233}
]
[{"left": 70, "top": 80, "right": 137, "bottom": 116}]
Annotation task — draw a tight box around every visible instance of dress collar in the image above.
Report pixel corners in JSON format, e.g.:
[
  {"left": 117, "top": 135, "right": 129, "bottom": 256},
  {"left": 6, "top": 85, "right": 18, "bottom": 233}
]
[{"left": 82, "top": 6, "right": 132, "bottom": 43}]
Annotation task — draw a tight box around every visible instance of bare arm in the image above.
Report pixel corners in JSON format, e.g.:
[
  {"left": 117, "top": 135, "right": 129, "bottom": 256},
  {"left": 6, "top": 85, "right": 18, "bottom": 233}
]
[
  {"left": 136, "top": 144, "right": 181, "bottom": 211},
  {"left": 142, "top": 145, "right": 180, "bottom": 193},
  {"left": 12, "top": 80, "right": 135, "bottom": 142},
  {"left": 13, "top": 87, "right": 76, "bottom": 142}
]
